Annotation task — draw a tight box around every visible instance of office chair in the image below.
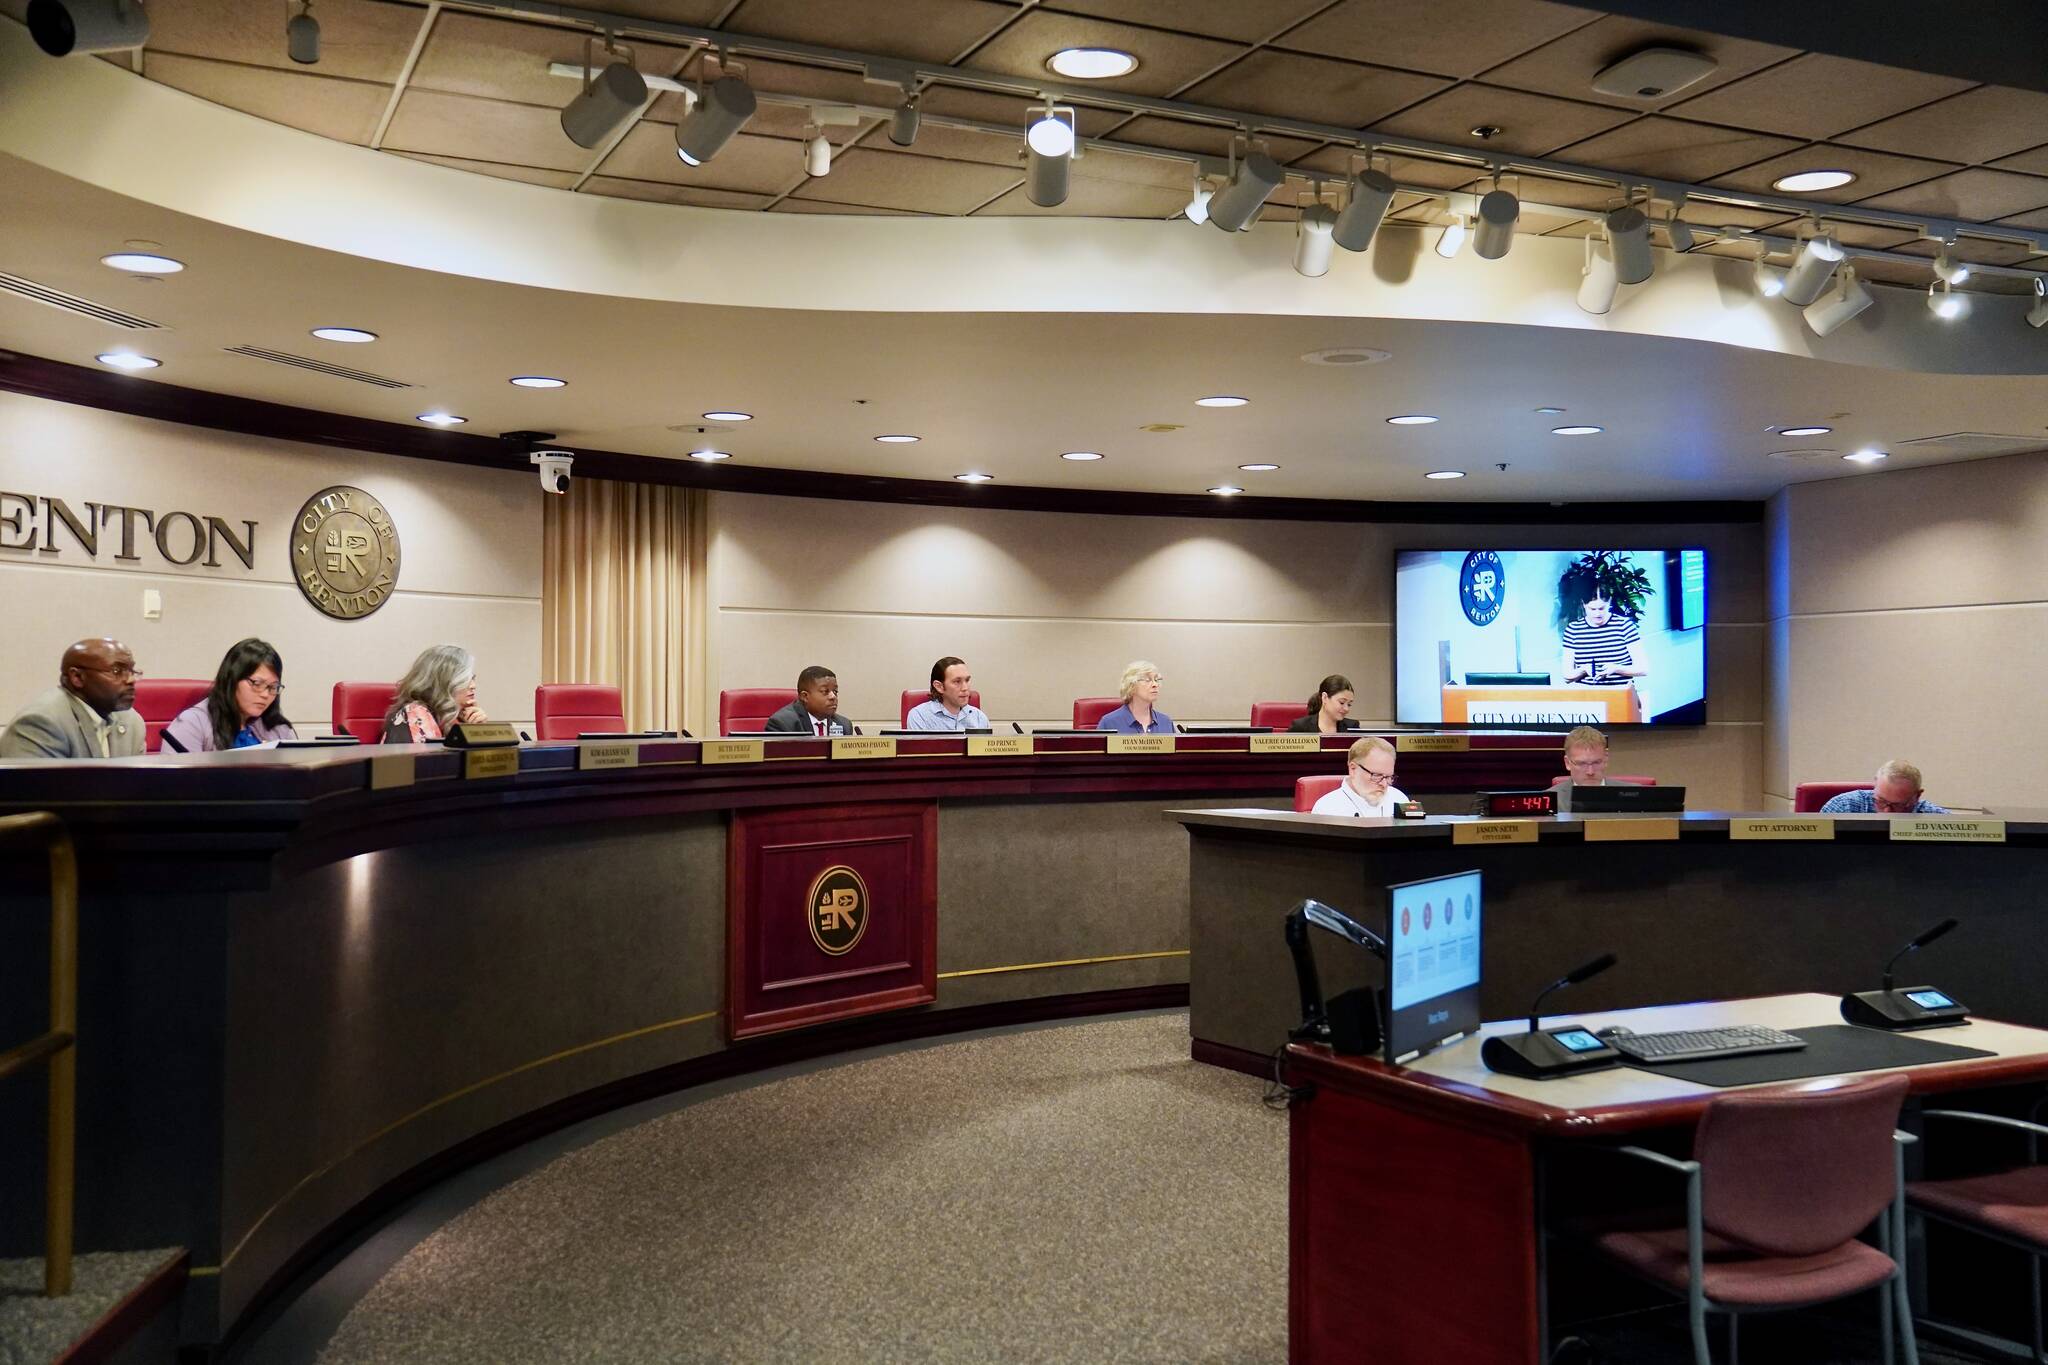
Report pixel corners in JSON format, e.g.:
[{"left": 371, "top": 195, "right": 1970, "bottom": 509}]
[{"left": 1908, "top": 1105, "right": 2048, "bottom": 1363}]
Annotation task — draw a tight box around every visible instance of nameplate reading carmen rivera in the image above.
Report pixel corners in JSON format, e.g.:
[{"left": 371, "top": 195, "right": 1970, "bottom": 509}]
[
  {"left": 1889, "top": 817, "right": 2006, "bottom": 844},
  {"left": 1249, "top": 733, "right": 1320, "bottom": 754},
  {"left": 1730, "top": 818, "right": 1835, "bottom": 841},
  {"left": 967, "top": 735, "right": 1031, "bottom": 757},
  {"left": 1396, "top": 734, "right": 1469, "bottom": 753},
  {"left": 830, "top": 737, "right": 898, "bottom": 760},
  {"left": 1108, "top": 735, "right": 1175, "bottom": 755},
  {"left": 291, "top": 485, "right": 400, "bottom": 621},
  {"left": 577, "top": 743, "right": 640, "bottom": 770},
  {"left": 1453, "top": 820, "right": 1539, "bottom": 845}
]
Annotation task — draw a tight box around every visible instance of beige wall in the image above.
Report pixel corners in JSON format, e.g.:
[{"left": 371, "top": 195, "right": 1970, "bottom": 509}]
[
  {"left": 0, "top": 392, "right": 540, "bottom": 736},
  {"left": 1766, "top": 449, "right": 2048, "bottom": 812},
  {"left": 708, "top": 493, "right": 1765, "bottom": 807}
]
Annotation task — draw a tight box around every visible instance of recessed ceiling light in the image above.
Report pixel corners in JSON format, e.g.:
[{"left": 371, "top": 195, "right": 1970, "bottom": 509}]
[
  {"left": 1238, "top": 463, "right": 1280, "bottom": 472},
  {"left": 703, "top": 411, "right": 753, "bottom": 422},
  {"left": 689, "top": 449, "right": 732, "bottom": 461},
  {"left": 1424, "top": 470, "right": 1466, "bottom": 480},
  {"left": 311, "top": 327, "right": 378, "bottom": 344},
  {"left": 1772, "top": 170, "right": 1856, "bottom": 193},
  {"left": 875, "top": 434, "right": 920, "bottom": 443},
  {"left": 417, "top": 412, "right": 466, "bottom": 426},
  {"left": 1195, "top": 396, "right": 1248, "bottom": 407},
  {"left": 1301, "top": 347, "right": 1392, "bottom": 367},
  {"left": 1534, "top": 406, "right": 1565, "bottom": 415},
  {"left": 1061, "top": 451, "right": 1104, "bottom": 461},
  {"left": 96, "top": 352, "right": 159, "bottom": 371},
  {"left": 1208, "top": 485, "right": 1243, "bottom": 495},
  {"left": 510, "top": 375, "right": 567, "bottom": 389},
  {"left": 1778, "top": 425, "right": 1832, "bottom": 437},
  {"left": 1844, "top": 448, "right": 1888, "bottom": 464},
  {"left": 1046, "top": 48, "right": 1138, "bottom": 79},
  {"left": 1387, "top": 415, "right": 1439, "bottom": 426},
  {"left": 954, "top": 472, "right": 994, "bottom": 483},
  {"left": 1552, "top": 425, "right": 1604, "bottom": 436},
  {"left": 100, "top": 252, "right": 183, "bottom": 274}
]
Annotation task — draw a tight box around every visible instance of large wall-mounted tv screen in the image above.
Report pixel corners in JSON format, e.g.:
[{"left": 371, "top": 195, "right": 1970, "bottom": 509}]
[{"left": 1395, "top": 549, "right": 1708, "bottom": 727}]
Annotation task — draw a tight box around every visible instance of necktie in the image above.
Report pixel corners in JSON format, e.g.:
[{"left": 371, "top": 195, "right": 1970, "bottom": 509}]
[{"left": 815, "top": 718, "right": 824, "bottom": 736}]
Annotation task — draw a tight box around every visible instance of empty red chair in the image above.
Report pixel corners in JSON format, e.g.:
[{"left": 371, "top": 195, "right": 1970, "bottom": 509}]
[
  {"left": 1796, "top": 782, "right": 1871, "bottom": 812},
  {"left": 535, "top": 684, "right": 627, "bottom": 741},
  {"left": 1295, "top": 775, "right": 1343, "bottom": 811},
  {"left": 1908, "top": 1107, "right": 2048, "bottom": 1360},
  {"left": 899, "top": 688, "right": 982, "bottom": 726},
  {"left": 1250, "top": 701, "right": 1304, "bottom": 730},
  {"left": 719, "top": 688, "right": 796, "bottom": 735},
  {"left": 132, "top": 678, "right": 211, "bottom": 753},
  {"left": 333, "top": 681, "right": 399, "bottom": 744},
  {"left": 1072, "top": 697, "right": 1120, "bottom": 729}
]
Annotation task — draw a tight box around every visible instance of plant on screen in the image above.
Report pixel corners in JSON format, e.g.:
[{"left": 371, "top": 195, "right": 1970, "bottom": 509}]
[{"left": 1553, "top": 550, "right": 1656, "bottom": 628}]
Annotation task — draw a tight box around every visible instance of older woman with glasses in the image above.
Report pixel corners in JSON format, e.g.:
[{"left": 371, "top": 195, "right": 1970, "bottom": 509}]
[
  {"left": 1311, "top": 736, "right": 1409, "bottom": 817},
  {"left": 383, "top": 643, "right": 489, "bottom": 744},
  {"left": 163, "top": 638, "right": 298, "bottom": 752},
  {"left": 1095, "top": 660, "right": 1174, "bottom": 735}
]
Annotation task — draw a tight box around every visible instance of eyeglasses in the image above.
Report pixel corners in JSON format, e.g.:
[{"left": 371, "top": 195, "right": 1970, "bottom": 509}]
[
  {"left": 82, "top": 664, "right": 143, "bottom": 681},
  {"left": 241, "top": 679, "right": 285, "bottom": 697},
  {"left": 1138, "top": 673, "right": 1164, "bottom": 683},
  {"left": 1355, "top": 764, "right": 1397, "bottom": 782},
  {"left": 1565, "top": 756, "right": 1607, "bottom": 769},
  {"left": 1873, "top": 794, "right": 1921, "bottom": 813}
]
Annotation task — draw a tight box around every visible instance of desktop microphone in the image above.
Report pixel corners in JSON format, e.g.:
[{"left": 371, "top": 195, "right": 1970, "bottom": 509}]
[
  {"left": 1841, "top": 918, "right": 1970, "bottom": 1031},
  {"left": 1481, "top": 952, "right": 1623, "bottom": 1079}
]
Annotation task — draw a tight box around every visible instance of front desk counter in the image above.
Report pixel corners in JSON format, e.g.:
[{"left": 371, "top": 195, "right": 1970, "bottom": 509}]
[
  {"left": 0, "top": 732, "right": 1559, "bottom": 1349},
  {"left": 1175, "top": 807, "right": 2048, "bottom": 1075}
]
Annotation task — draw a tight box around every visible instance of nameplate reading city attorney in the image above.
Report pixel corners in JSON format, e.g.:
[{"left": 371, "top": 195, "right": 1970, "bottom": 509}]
[
  {"left": 700, "top": 739, "right": 764, "bottom": 765},
  {"left": 831, "top": 737, "right": 897, "bottom": 760},
  {"left": 1582, "top": 817, "right": 1681, "bottom": 842},
  {"left": 577, "top": 742, "right": 640, "bottom": 770},
  {"left": 1453, "top": 820, "right": 1539, "bottom": 845},
  {"left": 1108, "top": 735, "right": 1175, "bottom": 755},
  {"left": 1889, "top": 817, "right": 2006, "bottom": 844},
  {"left": 1730, "top": 818, "right": 1835, "bottom": 841},
  {"left": 1249, "top": 733, "right": 1320, "bottom": 754},
  {"left": 967, "top": 735, "right": 1031, "bottom": 757},
  {"left": 1396, "top": 734, "right": 1469, "bottom": 753},
  {"left": 464, "top": 748, "right": 520, "bottom": 780}
]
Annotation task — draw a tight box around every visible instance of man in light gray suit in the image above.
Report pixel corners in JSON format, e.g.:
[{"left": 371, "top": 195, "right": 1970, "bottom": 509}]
[{"left": 0, "top": 638, "right": 146, "bottom": 760}]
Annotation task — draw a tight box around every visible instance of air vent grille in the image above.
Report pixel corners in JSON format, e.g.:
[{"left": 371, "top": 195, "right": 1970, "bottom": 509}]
[
  {"left": 224, "top": 345, "right": 413, "bottom": 388},
  {"left": 0, "top": 272, "right": 161, "bottom": 329},
  {"left": 1894, "top": 432, "right": 2047, "bottom": 459}
]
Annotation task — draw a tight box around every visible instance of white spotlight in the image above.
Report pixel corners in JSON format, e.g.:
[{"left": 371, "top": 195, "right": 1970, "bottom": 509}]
[
  {"left": 1667, "top": 213, "right": 1695, "bottom": 253},
  {"left": 287, "top": 2, "right": 319, "bottom": 64},
  {"left": 561, "top": 60, "right": 647, "bottom": 149},
  {"left": 1780, "top": 234, "right": 1844, "bottom": 307},
  {"left": 1927, "top": 279, "right": 1968, "bottom": 320},
  {"left": 1802, "top": 266, "right": 1873, "bottom": 336},
  {"left": 1332, "top": 168, "right": 1395, "bottom": 252},
  {"left": 2028, "top": 278, "right": 2048, "bottom": 330},
  {"left": 805, "top": 132, "right": 831, "bottom": 177},
  {"left": 675, "top": 76, "right": 756, "bottom": 166},
  {"left": 1434, "top": 216, "right": 1468, "bottom": 259},
  {"left": 1294, "top": 204, "right": 1337, "bottom": 278},
  {"left": 1184, "top": 180, "right": 1212, "bottom": 225},
  {"left": 889, "top": 98, "right": 920, "bottom": 147},
  {"left": 1206, "top": 151, "right": 1283, "bottom": 233},
  {"left": 1473, "top": 187, "right": 1518, "bottom": 260},
  {"left": 1606, "top": 205, "right": 1653, "bottom": 284},
  {"left": 26, "top": 0, "right": 148, "bottom": 54},
  {"left": 1931, "top": 249, "right": 1970, "bottom": 285},
  {"left": 1577, "top": 238, "right": 1618, "bottom": 315},
  {"left": 1026, "top": 110, "right": 1074, "bottom": 207},
  {"left": 1753, "top": 248, "right": 1786, "bottom": 299}
]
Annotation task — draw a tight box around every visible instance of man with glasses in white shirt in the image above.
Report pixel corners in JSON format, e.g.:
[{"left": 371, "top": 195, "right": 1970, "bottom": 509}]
[{"left": 1311, "top": 736, "right": 1409, "bottom": 817}]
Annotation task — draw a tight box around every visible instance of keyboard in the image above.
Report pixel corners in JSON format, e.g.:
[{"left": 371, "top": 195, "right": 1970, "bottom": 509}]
[{"left": 1600, "top": 1024, "right": 1808, "bottom": 1065}]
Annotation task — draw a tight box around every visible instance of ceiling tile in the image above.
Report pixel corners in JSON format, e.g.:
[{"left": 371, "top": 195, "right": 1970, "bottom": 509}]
[
  {"left": 1673, "top": 201, "right": 1793, "bottom": 231},
  {"left": 1070, "top": 145, "right": 1199, "bottom": 189},
  {"left": 409, "top": 12, "right": 692, "bottom": 108},
  {"left": 1992, "top": 144, "right": 2048, "bottom": 177},
  {"left": 1818, "top": 221, "right": 1922, "bottom": 250},
  {"left": 1366, "top": 83, "right": 1632, "bottom": 158},
  {"left": 723, "top": 0, "right": 1015, "bottom": 64},
  {"left": 1846, "top": 259, "right": 1930, "bottom": 288},
  {"left": 862, "top": 122, "right": 1024, "bottom": 168},
  {"left": 383, "top": 89, "right": 600, "bottom": 171},
  {"left": 598, "top": 124, "right": 803, "bottom": 193},
  {"left": 1549, "top": 117, "right": 1801, "bottom": 183},
  {"left": 1042, "top": 0, "right": 1325, "bottom": 43},
  {"left": 595, "top": 0, "right": 727, "bottom": 24},
  {"left": 1273, "top": 0, "right": 1597, "bottom": 80},
  {"left": 1853, "top": 168, "right": 2048, "bottom": 223},
  {"left": 142, "top": 53, "right": 390, "bottom": 145},
  {"left": 1478, "top": 14, "right": 1796, "bottom": 112},
  {"left": 974, "top": 173, "right": 1192, "bottom": 217},
  {"left": 912, "top": 85, "right": 1127, "bottom": 138},
  {"left": 770, "top": 198, "right": 928, "bottom": 216},
  {"left": 1993, "top": 206, "right": 2048, "bottom": 231},
  {"left": 1666, "top": 54, "right": 1975, "bottom": 141},
  {"left": 1288, "top": 146, "right": 1484, "bottom": 191},
  {"left": 1498, "top": 172, "right": 1624, "bottom": 212},
  {"left": 646, "top": 55, "right": 879, "bottom": 123},
  {"left": 1888, "top": 236, "right": 2043, "bottom": 268},
  {"left": 1707, "top": 145, "right": 1958, "bottom": 205},
  {"left": 1104, "top": 115, "right": 1318, "bottom": 163},
  {"left": 136, "top": 0, "right": 426, "bottom": 83},
  {"left": 389, "top": 153, "right": 583, "bottom": 189},
  {"left": 1179, "top": 51, "right": 1450, "bottom": 130},
  {"left": 786, "top": 147, "right": 1023, "bottom": 213},
  {"left": 1840, "top": 86, "right": 2048, "bottom": 168},
  {"left": 962, "top": 12, "right": 1244, "bottom": 98},
  {"left": 582, "top": 178, "right": 774, "bottom": 209}
]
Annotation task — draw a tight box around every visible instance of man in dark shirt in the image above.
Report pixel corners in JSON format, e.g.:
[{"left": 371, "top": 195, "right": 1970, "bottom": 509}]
[{"left": 764, "top": 665, "right": 850, "bottom": 736}]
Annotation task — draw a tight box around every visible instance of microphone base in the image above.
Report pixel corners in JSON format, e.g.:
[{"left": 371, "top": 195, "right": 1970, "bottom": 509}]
[
  {"left": 1841, "top": 987, "right": 1970, "bottom": 1031},
  {"left": 1481, "top": 1027, "right": 1621, "bottom": 1079}
]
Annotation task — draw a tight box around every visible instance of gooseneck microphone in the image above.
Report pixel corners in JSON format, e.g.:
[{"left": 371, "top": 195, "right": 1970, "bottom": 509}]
[
  {"left": 1481, "top": 952, "right": 1623, "bottom": 1079},
  {"left": 1524, "top": 953, "right": 1618, "bottom": 1033},
  {"left": 1882, "top": 918, "right": 1957, "bottom": 992},
  {"left": 1843, "top": 918, "right": 1969, "bottom": 1031}
]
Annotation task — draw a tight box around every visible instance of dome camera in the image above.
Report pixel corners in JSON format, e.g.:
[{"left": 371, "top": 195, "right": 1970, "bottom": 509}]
[{"left": 531, "top": 450, "right": 574, "bottom": 494}]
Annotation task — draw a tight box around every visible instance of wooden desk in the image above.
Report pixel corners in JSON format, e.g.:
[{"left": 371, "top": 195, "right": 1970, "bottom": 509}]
[{"left": 1284, "top": 994, "right": 2048, "bottom": 1365}]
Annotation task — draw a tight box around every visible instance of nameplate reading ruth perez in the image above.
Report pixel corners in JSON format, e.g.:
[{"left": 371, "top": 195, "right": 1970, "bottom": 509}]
[{"left": 1889, "top": 817, "right": 2005, "bottom": 844}]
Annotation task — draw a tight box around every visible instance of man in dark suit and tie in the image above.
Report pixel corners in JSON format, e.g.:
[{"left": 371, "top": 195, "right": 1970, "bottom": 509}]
[{"left": 763, "top": 665, "right": 850, "bottom": 736}]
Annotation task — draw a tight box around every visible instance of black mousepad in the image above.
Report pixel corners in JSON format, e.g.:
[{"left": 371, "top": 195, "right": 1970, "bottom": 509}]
[{"left": 1622, "top": 1024, "right": 1992, "bottom": 1088}]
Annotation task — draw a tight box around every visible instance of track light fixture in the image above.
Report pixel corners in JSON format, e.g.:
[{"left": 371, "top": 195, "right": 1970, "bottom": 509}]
[
  {"left": 1577, "top": 236, "right": 1618, "bottom": 315},
  {"left": 889, "top": 94, "right": 920, "bottom": 147},
  {"left": 1332, "top": 165, "right": 1395, "bottom": 252},
  {"left": 287, "top": 0, "right": 319, "bottom": 64},
  {"left": 1184, "top": 175, "right": 1213, "bottom": 225},
  {"left": 1802, "top": 265, "right": 1873, "bottom": 336},
  {"left": 1434, "top": 214, "right": 1467, "bottom": 259},
  {"left": 805, "top": 129, "right": 832, "bottom": 177},
  {"left": 1666, "top": 208, "right": 1695, "bottom": 254},
  {"left": 2029, "top": 278, "right": 2048, "bottom": 330},
  {"left": 1206, "top": 144, "right": 1283, "bottom": 233},
  {"left": 1780, "top": 232, "right": 1844, "bottom": 307},
  {"left": 1473, "top": 181, "right": 1518, "bottom": 260},
  {"left": 1927, "top": 278, "right": 1968, "bottom": 320},
  {"left": 1025, "top": 105, "right": 1076, "bottom": 207},
  {"left": 1294, "top": 201, "right": 1337, "bottom": 278},
  {"left": 1751, "top": 240, "right": 1786, "bottom": 299},
  {"left": 675, "top": 73, "right": 756, "bottom": 166},
  {"left": 561, "top": 39, "right": 645, "bottom": 148},
  {"left": 26, "top": 0, "right": 149, "bottom": 54},
  {"left": 1931, "top": 246, "right": 1970, "bottom": 285},
  {"left": 1605, "top": 203, "right": 1653, "bottom": 285}
]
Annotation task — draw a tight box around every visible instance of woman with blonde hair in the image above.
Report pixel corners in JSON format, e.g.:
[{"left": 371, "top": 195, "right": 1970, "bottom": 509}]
[
  {"left": 1095, "top": 660, "right": 1174, "bottom": 735},
  {"left": 382, "top": 644, "right": 488, "bottom": 743}
]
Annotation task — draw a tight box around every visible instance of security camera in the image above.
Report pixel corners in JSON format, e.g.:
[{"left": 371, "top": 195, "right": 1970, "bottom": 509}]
[{"left": 531, "top": 450, "right": 573, "bottom": 494}]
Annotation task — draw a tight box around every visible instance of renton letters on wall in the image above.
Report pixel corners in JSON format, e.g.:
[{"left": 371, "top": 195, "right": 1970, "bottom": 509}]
[{"left": 0, "top": 491, "right": 255, "bottom": 569}]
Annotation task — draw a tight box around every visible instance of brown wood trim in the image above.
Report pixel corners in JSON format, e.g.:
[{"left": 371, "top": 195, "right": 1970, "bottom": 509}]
[
  {"left": 1191, "top": 1036, "right": 1274, "bottom": 1079},
  {"left": 0, "top": 349, "right": 1764, "bottom": 525},
  {"left": 53, "top": 1249, "right": 188, "bottom": 1365}
]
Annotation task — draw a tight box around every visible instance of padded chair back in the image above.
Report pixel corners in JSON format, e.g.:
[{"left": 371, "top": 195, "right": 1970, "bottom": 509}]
[
  {"left": 1796, "top": 781, "right": 1871, "bottom": 812},
  {"left": 132, "top": 678, "right": 211, "bottom": 753},
  {"left": 899, "top": 688, "right": 983, "bottom": 726},
  {"left": 1550, "top": 774, "right": 1658, "bottom": 787},
  {"left": 1694, "top": 1073, "right": 1908, "bottom": 1257},
  {"left": 1250, "top": 700, "right": 1305, "bottom": 730},
  {"left": 720, "top": 688, "right": 796, "bottom": 736},
  {"left": 1073, "top": 697, "right": 1121, "bottom": 729},
  {"left": 1295, "top": 775, "right": 1344, "bottom": 812},
  {"left": 333, "top": 681, "right": 399, "bottom": 744},
  {"left": 535, "top": 684, "right": 626, "bottom": 741}
]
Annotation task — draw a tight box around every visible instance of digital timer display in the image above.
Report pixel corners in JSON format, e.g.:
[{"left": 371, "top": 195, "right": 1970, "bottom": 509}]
[{"left": 1481, "top": 790, "right": 1557, "bottom": 817}]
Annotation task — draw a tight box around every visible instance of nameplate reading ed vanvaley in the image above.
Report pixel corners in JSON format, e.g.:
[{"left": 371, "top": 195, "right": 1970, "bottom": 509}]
[{"left": 1889, "top": 817, "right": 2005, "bottom": 844}]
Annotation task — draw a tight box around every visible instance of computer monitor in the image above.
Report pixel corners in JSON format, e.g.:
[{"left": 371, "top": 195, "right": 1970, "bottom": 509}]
[
  {"left": 1567, "top": 784, "right": 1686, "bottom": 813},
  {"left": 1383, "top": 868, "right": 1484, "bottom": 1065}
]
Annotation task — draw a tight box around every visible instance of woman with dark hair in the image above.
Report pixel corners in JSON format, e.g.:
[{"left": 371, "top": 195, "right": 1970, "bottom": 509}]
[
  {"left": 1288, "top": 674, "right": 1359, "bottom": 734},
  {"left": 162, "top": 638, "right": 298, "bottom": 751}
]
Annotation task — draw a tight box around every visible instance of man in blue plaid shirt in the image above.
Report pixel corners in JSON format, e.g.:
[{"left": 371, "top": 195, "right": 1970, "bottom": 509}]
[{"left": 1819, "top": 760, "right": 1948, "bottom": 814}]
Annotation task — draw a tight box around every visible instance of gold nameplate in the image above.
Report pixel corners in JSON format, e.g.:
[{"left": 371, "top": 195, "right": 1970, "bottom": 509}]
[
  {"left": 1108, "top": 735, "right": 1176, "bottom": 755},
  {"left": 1582, "top": 817, "right": 1681, "bottom": 842},
  {"left": 1890, "top": 817, "right": 2006, "bottom": 844},
  {"left": 1396, "top": 734, "right": 1470, "bottom": 752},
  {"left": 577, "top": 742, "right": 640, "bottom": 770},
  {"left": 445, "top": 721, "right": 520, "bottom": 748},
  {"left": 464, "top": 747, "right": 520, "bottom": 780},
  {"left": 831, "top": 737, "right": 897, "bottom": 760},
  {"left": 967, "top": 735, "right": 1031, "bottom": 757},
  {"left": 1453, "top": 820, "right": 1539, "bottom": 845},
  {"left": 1731, "top": 818, "right": 1834, "bottom": 841},
  {"left": 700, "top": 739, "right": 764, "bottom": 765},
  {"left": 1249, "top": 733, "right": 1320, "bottom": 753},
  {"left": 367, "top": 753, "right": 414, "bottom": 790}
]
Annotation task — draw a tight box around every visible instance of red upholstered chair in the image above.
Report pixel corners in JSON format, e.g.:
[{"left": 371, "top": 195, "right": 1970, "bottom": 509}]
[
  {"left": 1796, "top": 781, "right": 1871, "bottom": 812},
  {"left": 1907, "top": 1107, "right": 2048, "bottom": 1362},
  {"left": 1585, "top": 1074, "right": 1916, "bottom": 1365},
  {"left": 1073, "top": 697, "right": 1120, "bottom": 729},
  {"left": 719, "top": 688, "right": 796, "bottom": 735},
  {"left": 534, "top": 684, "right": 627, "bottom": 740},
  {"left": 899, "top": 688, "right": 982, "bottom": 726},
  {"left": 1550, "top": 774, "right": 1658, "bottom": 787},
  {"left": 1250, "top": 700, "right": 1304, "bottom": 730},
  {"left": 1295, "top": 775, "right": 1344, "bottom": 812},
  {"left": 132, "top": 678, "right": 211, "bottom": 753},
  {"left": 333, "top": 682, "right": 399, "bottom": 744}
]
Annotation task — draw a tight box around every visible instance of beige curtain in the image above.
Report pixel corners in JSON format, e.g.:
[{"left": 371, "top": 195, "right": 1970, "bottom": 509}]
[{"left": 542, "top": 480, "right": 707, "bottom": 735}]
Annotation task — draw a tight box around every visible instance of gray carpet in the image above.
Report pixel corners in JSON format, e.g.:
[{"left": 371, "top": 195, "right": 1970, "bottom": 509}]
[{"left": 0, "top": 1249, "right": 179, "bottom": 1365}]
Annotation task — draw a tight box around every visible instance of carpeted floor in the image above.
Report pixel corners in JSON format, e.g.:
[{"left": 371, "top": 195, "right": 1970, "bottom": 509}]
[{"left": 0, "top": 1249, "right": 180, "bottom": 1365}]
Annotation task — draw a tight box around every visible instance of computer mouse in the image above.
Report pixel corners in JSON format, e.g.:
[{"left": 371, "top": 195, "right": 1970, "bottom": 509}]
[{"left": 1595, "top": 1025, "right": 1633, "bottom": 1040}]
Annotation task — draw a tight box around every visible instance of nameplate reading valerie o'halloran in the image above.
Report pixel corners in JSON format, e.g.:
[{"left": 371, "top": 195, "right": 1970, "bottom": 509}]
[{"left": 1249, "top": 733, "right": 1320, "bottom": 754}]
